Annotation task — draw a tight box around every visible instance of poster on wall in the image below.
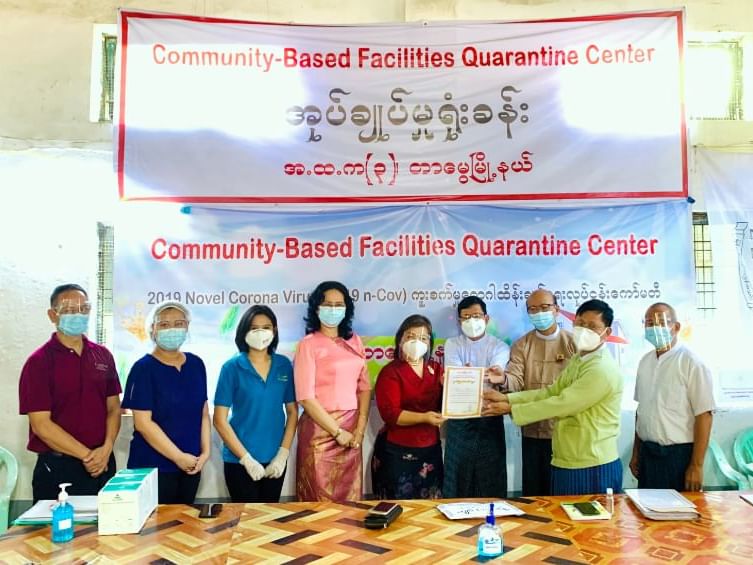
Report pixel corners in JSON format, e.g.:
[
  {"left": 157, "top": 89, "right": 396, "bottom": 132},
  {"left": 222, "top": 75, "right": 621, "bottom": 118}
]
[
  {"left": 116, "top": 10, "right": 687, "bottom": 203},
  {"left": 697, "top": 148, "right": 753, "bottom": 403},
  {"left": 113, "top": 202, "right": 694, "bottom": 397}
]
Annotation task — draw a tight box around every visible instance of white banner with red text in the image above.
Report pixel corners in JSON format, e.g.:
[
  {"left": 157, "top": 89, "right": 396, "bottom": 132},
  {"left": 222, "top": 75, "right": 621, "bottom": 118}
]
[
  {"left": 116, "top": 10, "right": 687, "bottom": 203},
  {"left": 113, "top": 202, "right": 693, "bottom": 396}
]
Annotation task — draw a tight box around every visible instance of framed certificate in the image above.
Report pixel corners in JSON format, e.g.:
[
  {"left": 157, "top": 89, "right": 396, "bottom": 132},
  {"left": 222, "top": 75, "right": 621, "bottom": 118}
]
[{"left": 441, "top": 366, "right": 484, "bottom": 418}]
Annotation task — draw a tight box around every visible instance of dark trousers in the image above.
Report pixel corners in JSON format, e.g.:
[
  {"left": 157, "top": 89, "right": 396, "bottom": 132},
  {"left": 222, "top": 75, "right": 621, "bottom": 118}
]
[
  {"left": 522, "top": 436, "right": 553, "bottom": 496},
  {"left": 158, "top": 470, "right": 201, "bottom": 504},
  {"left": 224, "top": 462, "right": 285, "bottom": 502},
  {"left": 32, "top": 452, "right": 116, "bottom": 503},
  {"left": 638, "top": 441, "right": 693, "bottom": 491},
  {"left": 443, "top": 416, "right": 507, "bottom": 498}
]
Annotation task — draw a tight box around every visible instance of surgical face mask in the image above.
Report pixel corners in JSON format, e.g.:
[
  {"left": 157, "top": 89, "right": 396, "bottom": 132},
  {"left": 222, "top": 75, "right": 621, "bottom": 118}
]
[
  {"left": 461, "top": 317, "right": 486, "bottom": 339},
  {"left": 572, "top": 326, "right": 605, "bottom": 352},
  {"left": 246, "top": 329, "right": 274, "bottom": 351},
  {"left": 645, "top": 326, "right": 673, "bottom": 350},
  {"left": 58, "top": 313, "right": 89, "bottom": 337},
  {"left": 155, "top": 328, "right": 187, "bottom": 351},
  {"left": 319, "top": 306, "right": 346, "bottom": 328},
  {"left": 402, "top": 339, "right": 428, "bottom": 360},
  {"left": 529, "top": 311, "right": 555, "bottom": 332}
]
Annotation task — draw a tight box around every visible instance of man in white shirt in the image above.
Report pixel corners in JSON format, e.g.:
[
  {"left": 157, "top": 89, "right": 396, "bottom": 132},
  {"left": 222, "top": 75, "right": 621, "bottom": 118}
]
[
  {"left": 443, "top": 296, "right": 514, "bottom": 498},
  {"left": 630, "top": 302, "right": 715, "bottom": 491}
]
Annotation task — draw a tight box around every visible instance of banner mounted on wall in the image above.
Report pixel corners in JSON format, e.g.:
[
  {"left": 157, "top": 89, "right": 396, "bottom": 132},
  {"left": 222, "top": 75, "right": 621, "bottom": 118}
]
[
  {"left": 697, "top": 148, "right": 753, "bottom": 403},
  {"left": 116, "top": 10, "right": 687, "bottom": 203},
  {"left": 113, "top": 202, "right": 693, "bottom": 393}
]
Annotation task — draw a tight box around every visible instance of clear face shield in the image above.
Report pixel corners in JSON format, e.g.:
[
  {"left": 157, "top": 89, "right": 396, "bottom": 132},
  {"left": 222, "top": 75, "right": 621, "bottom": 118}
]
[
  {"left": 55, "top": 299, "right": 92, "bottom": 316},
  {"left": 644, "top": 310, "right": 674, "bottom": 351}
]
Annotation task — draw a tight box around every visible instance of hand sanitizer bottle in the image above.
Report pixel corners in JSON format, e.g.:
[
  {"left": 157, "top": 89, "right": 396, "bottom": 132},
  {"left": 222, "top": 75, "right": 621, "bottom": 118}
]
[
  {"left": 52, "top": 483, "right": 74, "bottom": 543},
  {"left": 477, "top": 503, "right": 503, "bottom": 558}
]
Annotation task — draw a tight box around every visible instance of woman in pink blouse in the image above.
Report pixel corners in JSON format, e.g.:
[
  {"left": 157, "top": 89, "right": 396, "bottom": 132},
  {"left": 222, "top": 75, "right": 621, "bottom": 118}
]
[{"left": 294, "top": 281, "right": 371, "bottom": 501}]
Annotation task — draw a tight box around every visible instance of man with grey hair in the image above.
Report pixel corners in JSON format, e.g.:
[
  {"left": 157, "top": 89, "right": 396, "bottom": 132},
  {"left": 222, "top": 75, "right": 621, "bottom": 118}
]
[
  {"left": 503, "top": 288, "right": 576, "bottom": 495},
  {"left": 630, "top": 302, "right": 715, "bottom": 491}
]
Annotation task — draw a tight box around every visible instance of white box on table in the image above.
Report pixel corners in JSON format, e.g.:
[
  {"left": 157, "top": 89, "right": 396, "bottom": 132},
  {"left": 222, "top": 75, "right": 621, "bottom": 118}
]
[{"left": 98, "top": 468, "right": 158, "bottom": 535}]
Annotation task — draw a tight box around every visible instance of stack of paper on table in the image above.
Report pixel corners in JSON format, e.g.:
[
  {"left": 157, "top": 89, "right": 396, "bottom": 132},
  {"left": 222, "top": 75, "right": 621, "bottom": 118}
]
[
  {"left": 625, "top": 489, "right": 700, "bottom": 520},
  {"left": 436, "top": 501, "right": 524, "bottom": 520},
  {"left": 14, "top": 496, "right": 99, "bottom": 525},
  {"left": 560, "top": 500, "right": 611, "bottom": 521}
]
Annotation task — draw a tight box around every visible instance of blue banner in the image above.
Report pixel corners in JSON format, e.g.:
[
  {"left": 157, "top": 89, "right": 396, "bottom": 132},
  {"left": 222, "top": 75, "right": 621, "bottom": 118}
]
[{"left": 114, "top": 202, "right": 693, "bottom": 392}]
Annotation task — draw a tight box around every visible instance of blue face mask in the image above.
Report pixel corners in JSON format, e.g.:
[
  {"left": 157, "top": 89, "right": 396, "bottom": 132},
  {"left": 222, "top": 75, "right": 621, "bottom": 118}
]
[
  {"left": 529, "top": 311, "right": 555, "bottom": 332},
  {"left": 58, "top": 314, "right": 89, "bottom": 337},
  {"left": 319, "top": 306, "right": 346, "bottom": 328},
  {"left": 156, "top": 328, "right": 187, "bottom": 351},
  {"left": 645, "top": 326, "right": 673, "bottom": 350}
]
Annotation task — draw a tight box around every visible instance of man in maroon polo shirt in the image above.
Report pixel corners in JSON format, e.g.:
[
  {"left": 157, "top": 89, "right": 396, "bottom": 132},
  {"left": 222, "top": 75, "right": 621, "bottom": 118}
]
[{"left": 19, "top": 283, "right": 122, "bottom": 502}]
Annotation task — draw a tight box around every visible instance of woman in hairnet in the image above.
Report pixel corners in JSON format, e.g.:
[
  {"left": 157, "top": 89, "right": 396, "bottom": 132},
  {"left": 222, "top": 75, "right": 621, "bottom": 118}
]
[{"left": 122, "top": 301, "right": 210, "bottom": 504}]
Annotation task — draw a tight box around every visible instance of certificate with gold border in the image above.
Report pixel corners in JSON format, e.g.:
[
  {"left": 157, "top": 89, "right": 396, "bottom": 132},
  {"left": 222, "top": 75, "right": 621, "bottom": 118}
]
[{"left": 442, "top": 366, "right": 484, "bottom": 418}]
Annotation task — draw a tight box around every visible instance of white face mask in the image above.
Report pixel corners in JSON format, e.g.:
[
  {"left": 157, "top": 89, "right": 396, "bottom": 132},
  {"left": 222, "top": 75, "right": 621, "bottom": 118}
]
[
  {"left": 461, "top": 317, "right": 486, "bottom": 339},
  {"left": 402, "top": 339, "right": 428, "bottom": 361},
  {"left": 572, "top": 326, "right": 605, "bottom": 352},
  {"left": 245, "top": 329, "right": 274, "bottom": 351}
]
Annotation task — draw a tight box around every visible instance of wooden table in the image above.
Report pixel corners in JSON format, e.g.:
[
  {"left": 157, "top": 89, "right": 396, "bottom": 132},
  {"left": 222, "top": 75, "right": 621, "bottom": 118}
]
[
  {"left": 0, "top": 492, "right": 751, "bottom": 564},
  {"left": 544, "top": 491, "right": 753, "bottom": 564}
]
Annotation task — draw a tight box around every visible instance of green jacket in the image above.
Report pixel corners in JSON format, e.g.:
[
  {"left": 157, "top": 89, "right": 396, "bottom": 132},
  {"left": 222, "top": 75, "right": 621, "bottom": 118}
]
[{"left": 508, "top": 346, "right": 623, "bottom": 469}]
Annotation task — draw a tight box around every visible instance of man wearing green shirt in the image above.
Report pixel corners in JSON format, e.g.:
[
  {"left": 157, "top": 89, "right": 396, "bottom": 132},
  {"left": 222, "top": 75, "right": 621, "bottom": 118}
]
[{"left": 483, "top": 299, "right": 623, "bottom": 495}]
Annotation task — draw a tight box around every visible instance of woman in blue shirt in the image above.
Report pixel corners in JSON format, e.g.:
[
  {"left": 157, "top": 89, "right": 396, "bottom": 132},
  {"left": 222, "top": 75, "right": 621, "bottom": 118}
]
[
  {"left": 214, "top": 305, "right": 298, "bottom": 502},
  {"left": 122, "top": 301, "right": 210, "bottom": 504}
]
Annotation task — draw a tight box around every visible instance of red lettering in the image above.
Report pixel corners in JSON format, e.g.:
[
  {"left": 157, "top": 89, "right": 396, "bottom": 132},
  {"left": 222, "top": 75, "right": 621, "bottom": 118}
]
[{"left": 151, "top": 238, "right": 166, "bottom": 259}]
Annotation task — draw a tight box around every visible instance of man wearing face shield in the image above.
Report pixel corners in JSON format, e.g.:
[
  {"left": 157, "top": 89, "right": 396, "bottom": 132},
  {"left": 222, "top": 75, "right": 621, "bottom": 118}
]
[
  {"left": 443, "top": 296, "right": 514, "bottom": 499},
  {"left": 19, "top": 284, "right": 122, "bottom": 502},
  {"left": 482, "top": 299, "right": 623, "bottom": 496},
  {"left": 630, "top": 302, "right": 715, "bottom": 491},
  {"left": 504, "top": 289, "right": 576, "bottom": 496}
]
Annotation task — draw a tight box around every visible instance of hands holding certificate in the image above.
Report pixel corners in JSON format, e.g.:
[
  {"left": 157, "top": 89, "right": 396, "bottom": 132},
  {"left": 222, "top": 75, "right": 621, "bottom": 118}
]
[
  {"left": 443, "top": 366, "right": 516, "bottom": 418},
  {"left": 481, "top": 389, "right": 512, "bottom": 417},
  {"left": 442, "top": 366, "right": 484, "bottom": 418},
  {"left": 423, "top": 411, "right": 445, "bottom": 426}
]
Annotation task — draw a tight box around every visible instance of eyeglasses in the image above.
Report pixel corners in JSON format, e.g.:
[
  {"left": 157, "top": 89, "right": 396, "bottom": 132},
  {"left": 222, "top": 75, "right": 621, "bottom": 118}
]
[
  {"left": 404, "top": 332, "right": 431, "bottom": 343},
  {"left": 527, "top": 303, "right": 554, "bottom": 314},
  {"left": 155, "top": 320, "right": 189, "bottom": 330},
  {"left": 574, "top": 322, "right": 605, "bottom": 333},
  {"left": 459, "top": 313, "right": 485, "bottom": 321},
  {"left": 56, "top": 302, "right": 92, "bottom": 315}
]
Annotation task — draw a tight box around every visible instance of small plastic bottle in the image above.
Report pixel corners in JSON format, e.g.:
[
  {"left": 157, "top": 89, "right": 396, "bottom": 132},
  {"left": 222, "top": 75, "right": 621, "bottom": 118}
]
[
  {"left": 477, "top": 502, "right": 503, "bottom": 558},
  {"left": 51, "top": 482, "right": 74, "bottom": 543},
  {"left": 606, "top": 487, "right": 614, "bottom": 516}
]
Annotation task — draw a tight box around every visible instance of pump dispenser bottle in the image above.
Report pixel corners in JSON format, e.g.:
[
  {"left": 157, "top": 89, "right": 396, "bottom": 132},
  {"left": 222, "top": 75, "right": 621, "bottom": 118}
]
[{"left": 51, "top": 482, "right": 75, "bottom": 543}]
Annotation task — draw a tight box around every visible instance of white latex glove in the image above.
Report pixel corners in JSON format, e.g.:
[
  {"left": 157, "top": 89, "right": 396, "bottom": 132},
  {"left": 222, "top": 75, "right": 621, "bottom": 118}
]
[
  {"left": 264, "top": 447, "right": 289, "bottom": 479},
  {"left": 240, "top": 452, "right": 265, "bottom": 481}
]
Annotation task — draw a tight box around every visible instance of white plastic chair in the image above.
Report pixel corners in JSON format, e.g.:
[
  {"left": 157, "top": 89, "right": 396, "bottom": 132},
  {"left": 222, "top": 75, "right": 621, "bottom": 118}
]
[{"left": 0, "top": 446, "right": 19, "bottom": 532}]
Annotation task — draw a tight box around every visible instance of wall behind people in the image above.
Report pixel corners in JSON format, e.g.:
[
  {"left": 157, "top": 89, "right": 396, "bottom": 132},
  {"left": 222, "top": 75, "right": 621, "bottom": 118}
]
[{"left": 2, "top": 0, "right": 753, "bottom": 503}]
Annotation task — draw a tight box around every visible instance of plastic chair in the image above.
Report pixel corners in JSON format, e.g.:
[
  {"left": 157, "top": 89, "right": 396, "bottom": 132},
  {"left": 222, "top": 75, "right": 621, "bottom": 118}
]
[
  {"left": 733, "top": 428, "right": 753, "bottom": 477},
  {"left": 0, "top": 446, "right": 19, "bottom": 533},
  {"left": 708, "top": 439, "right": 750, "bottom": 490}
]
